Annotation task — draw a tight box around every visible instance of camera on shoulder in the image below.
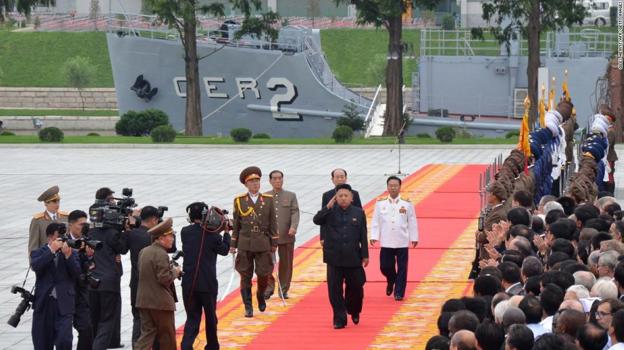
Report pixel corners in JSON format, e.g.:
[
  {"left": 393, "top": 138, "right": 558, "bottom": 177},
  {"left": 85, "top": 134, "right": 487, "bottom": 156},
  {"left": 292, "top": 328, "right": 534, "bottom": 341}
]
[{"left": 89, "top": 188, "right": 139, "bottom": 230}]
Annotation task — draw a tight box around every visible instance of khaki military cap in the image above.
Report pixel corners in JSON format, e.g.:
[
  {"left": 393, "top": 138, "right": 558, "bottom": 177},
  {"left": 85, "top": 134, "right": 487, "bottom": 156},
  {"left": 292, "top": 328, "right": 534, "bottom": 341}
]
[
  {"left": 38, "top": 186, "right": 60, "bottom": 202},
  {"left": 149, "top": 217, "right": 173, "bottom": 239},
  {"left": 487, "top": 181, "right": 508, "bottom": 201},
  {"left": 239, "top": 166, "right": 262, "bottom": 184}
]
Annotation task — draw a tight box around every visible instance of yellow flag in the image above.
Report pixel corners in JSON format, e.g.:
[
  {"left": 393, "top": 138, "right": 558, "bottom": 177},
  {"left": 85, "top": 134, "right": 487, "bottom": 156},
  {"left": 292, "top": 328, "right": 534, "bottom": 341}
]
[
  {"left": 549, "top": 77, "right": 556, "bottom": 111},
  {"left": 518, "top": 96, "right": 531, "bottom": 157},
  {"left": 539, "top": 84, "right": 546, "bottom": 128},
  {"left": 562, "top": 69, "right": 570, "bottom": 102}
]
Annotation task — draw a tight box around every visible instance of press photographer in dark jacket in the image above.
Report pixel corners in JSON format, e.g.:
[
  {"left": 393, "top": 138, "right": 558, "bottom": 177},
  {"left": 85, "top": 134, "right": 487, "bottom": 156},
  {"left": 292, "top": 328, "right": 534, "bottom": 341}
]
[{"left": 180, "top": 202, "right": 231, "bottom": 350}]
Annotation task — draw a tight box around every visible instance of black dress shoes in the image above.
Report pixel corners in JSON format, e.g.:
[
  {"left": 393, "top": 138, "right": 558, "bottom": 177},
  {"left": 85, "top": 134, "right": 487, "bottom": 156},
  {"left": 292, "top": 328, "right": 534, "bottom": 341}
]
[
  {"left": 351, "top": 314, "right": 360, "bottom": 325},
  {"left": 394, "top": 295, "right": 404, "bottom": 301},
  {"left": 386, "top": 282, "right": 394, "bottom": 296},
  {"left": 333, "top": 323, "right": 346, "bottom": 329}
]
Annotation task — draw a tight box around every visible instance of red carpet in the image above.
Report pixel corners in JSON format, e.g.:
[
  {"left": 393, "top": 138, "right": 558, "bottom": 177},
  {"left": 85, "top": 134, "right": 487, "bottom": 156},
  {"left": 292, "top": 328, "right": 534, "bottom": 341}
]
[{"left": 244, "top": 165, "right": 484, "bottom": 349}]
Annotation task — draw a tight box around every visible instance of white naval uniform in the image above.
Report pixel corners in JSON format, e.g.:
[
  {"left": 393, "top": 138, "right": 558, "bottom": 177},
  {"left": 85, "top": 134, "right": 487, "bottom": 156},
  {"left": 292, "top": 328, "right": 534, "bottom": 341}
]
[{"left": 370, "top": 195, "right": 419, "bottom": 247}]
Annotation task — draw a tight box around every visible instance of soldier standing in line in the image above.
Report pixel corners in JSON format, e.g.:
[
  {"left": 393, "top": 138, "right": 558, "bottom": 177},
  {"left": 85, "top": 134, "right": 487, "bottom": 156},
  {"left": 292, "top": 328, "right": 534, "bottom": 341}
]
[
  {"left": 29, "top": 186, "right": 68, "bottom": 253},
  {"left": 230, "top": 166, "right": 278, "bottom": 317}
]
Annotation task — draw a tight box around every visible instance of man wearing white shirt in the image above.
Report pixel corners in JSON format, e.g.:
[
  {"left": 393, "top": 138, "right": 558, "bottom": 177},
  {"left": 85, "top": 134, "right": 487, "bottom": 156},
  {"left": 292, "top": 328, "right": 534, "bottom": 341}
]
[
  {"left": 370, "top": 176, "right": 418, "bottom": 301},
  {"left": 609, "top": 310, "right": 624, "bottom": 349}
]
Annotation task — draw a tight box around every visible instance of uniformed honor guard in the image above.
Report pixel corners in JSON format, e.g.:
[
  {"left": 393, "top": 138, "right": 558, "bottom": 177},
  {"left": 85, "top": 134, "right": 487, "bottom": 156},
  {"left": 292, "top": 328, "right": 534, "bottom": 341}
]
[
  {"left": 135, "top": 217, "right": 181, "bottom": 350},
  {"left": 264, "top": 170, "right": 300, "bottom": 300},
  {"left": 230, "top": 166, "right": 278, "bottom": 317},
  {"left": 370, "top": 176, "right": 419, "bottom": 301},
  {"left": 31, "top": 223, "right": 81, "bottom": 350},
  {"left": 29, "top": 186, "right": 68, "bottom": 253},
  {"left": 313, "top": 184, "right": 369, "bottom": 329}
]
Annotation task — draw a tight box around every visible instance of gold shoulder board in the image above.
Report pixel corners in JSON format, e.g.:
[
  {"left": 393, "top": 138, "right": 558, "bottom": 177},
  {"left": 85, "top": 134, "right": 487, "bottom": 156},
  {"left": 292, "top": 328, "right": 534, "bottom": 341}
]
[
  {"left": 262, "top": 193, "right": 273, "bottom": 198},
  {"left": 400, "top": 196, "right": 411, "bottom": 202},
  {"left": 33, "top": 212, "right": 45, "bottom": 219},
  {"left": 377, "top": 196, "right": 388, "bottom": 201},
  {"left": 58, "top": 210, "right": 69, "bottom": 216}
]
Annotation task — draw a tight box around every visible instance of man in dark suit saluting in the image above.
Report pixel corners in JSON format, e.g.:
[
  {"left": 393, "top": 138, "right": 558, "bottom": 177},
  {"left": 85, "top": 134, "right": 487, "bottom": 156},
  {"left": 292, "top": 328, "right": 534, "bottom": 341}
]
[{"left": 31, "top": 222, "right": 81, "bottom": 350}]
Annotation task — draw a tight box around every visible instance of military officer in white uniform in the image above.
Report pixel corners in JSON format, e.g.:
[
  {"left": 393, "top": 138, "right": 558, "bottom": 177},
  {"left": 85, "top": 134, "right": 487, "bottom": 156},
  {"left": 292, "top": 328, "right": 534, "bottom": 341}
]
[{"left": 370, "top": 176, "right": 419, "bottom": 301}]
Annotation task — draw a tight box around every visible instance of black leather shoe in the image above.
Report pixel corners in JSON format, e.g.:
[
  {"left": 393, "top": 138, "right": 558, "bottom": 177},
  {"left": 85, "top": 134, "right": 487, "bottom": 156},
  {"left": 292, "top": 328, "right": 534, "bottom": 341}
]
[
  {"left": 333, "top": 323, "right": 346, "bottom": 329},
  {"left": 282, "top": 292, "right": 289, "bottom": 299},
  {"left": 241, "top": 288, "right": 253, "bottom": 317},
  {"left": 264, "top": 292, "right": 273, "bottom": 300},
  {"left": 351, "top": 314, "right": 360, "bottom": 325},
  {"left": 386, "top": 282, "right": 394, "bottom": 296},
  {"left": 394, "top": 295, "right": 404, "bottom": 301},
  {"left": 257, "top": 292, "right": 267, "bottom": 312}
]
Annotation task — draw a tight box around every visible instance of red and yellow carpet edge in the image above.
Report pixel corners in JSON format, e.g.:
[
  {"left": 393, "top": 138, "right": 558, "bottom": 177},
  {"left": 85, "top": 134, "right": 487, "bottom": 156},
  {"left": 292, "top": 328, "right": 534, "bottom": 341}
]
[{"left": 176, "top": 164, "right": 484, "bottom": 349}]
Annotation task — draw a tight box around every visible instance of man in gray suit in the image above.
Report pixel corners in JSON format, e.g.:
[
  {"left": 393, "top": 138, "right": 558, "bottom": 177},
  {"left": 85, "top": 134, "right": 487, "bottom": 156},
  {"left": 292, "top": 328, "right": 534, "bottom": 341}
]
[{"left": 264, "top": 170, "right": 300, "bottom": 300}]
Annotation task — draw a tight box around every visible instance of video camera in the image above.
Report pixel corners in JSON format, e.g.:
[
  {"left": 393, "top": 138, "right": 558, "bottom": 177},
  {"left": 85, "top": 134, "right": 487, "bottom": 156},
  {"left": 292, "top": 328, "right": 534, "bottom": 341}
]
[
  {"left": 157, "top": 206, "right": 168, "bottom": 221},
  {"left": 89, "top": 188, "right": 138, "bottom": 230},
  {"left": 7, "top": 285, "right": 34, "bottom": 328},
  {"left": 60, "top": 223, "right": 103, "bottom": 251},
  {"left": 201, "top": 207, "right": 232, "bottom": 233}
]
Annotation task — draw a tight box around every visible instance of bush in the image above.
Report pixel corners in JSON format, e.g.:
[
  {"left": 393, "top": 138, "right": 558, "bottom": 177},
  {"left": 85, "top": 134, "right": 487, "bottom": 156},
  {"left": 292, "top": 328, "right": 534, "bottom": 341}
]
[
  {"left": 416, "top": 133, "right": 431, "bottom": 138},
  {"left": 435, "top": 126, "right": 455, "bottom": 143},
  {"left": 442, "top": 15, "right": 455, "bottom": 30},
  {"left": 252, "top": 133, "right": 271, "bottom": 139},
  {"left": 332, "top": 125, "right": 354, "bottom": 143},
  {"left": 456, "top": 128, "right": 472, "bottom": 139},
  {"left": 39, "top": 127, "right": 64, "bottom": 142},
  {"left": 150, "top": 125, "right": 176, "bottom": 143},
  {"left": 0, "top": 130, "right": 15, "bottom": 136},
  {"left": 337, "top": 103, "right": 365, "bottom": 132},
  {"left": 87, "top": 132, "right": 100, "bottom": 136},
  {"left": 506, "top": 130, "right": 520, "bottom": 139},
  {"left": 230, "top": 128, "right": 252, "bottom": 142},
  {"left": 115, "top": 109, "right": 169, "bottom": 136}
]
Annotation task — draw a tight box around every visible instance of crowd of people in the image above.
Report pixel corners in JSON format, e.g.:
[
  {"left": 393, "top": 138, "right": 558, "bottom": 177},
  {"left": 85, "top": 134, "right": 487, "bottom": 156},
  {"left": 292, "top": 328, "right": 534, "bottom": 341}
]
[{"left": 426, "top": 102, "right": 622, "bottom": 350}]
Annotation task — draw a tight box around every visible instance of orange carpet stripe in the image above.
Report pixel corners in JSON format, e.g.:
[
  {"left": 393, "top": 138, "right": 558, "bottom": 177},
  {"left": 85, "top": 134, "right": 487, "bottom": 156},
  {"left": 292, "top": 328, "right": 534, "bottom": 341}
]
[{"left": 179, "top": 164, "right": 465, "bottom": 349}]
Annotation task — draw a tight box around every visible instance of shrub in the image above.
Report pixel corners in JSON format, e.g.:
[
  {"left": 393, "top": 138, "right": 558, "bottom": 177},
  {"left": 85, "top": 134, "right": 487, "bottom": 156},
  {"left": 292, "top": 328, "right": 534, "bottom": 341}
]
[
  {"left": 230, "top": 128, "right": 252, "bottom": 142},
  {"left": 506, "top": 130, "right": 520, "bottom": 139},
  {"left": 39, "top": 127, "right": 64, "bottom": 142},
  {"left": 456, "top": 128, "right": 472, "bottom": 139},
  {"left": 337, "top": 103, "right": 365, "bottom": 131},
  {"left": 252, "top": 133, "right": 271, "bottom": 139},
  {"left": 87, "top": 132, "right": 100, "bottom": 136},
  {"left": 435, "top": 126, "right": 455, "bottom": 143},
  {"left": 115, "top": 109, "right": 169, "bottom": 136},
  {"left": 442, "top": 14, "right": 455, "bottom": 30},
  {"left": 150, "top": 125, "right": 176, "bottom": 143},
  {"left": 416, "top": 133, "right": 431, "bottom": 138},
  {"left": 332, "top": 125, "right": 354, "bottom": 143}
]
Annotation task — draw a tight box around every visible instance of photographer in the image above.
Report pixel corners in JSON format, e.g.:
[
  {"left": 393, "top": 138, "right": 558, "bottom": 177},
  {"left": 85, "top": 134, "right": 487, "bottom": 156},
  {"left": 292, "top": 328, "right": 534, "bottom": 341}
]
[
  {"left": 88, "top": 187, "right": 129, "bottom": 350},
  {"left": 127, "top": 205, "right": 166, "bottom": 348},
  {"left": 66, "top": 210, "right": 95, "bottom": 350},
  {"left": 31, "top": 222, "right": 81, "bottom": 350},
  {"left": 180, "top": 202, "right": 231, "bottom": 350}
]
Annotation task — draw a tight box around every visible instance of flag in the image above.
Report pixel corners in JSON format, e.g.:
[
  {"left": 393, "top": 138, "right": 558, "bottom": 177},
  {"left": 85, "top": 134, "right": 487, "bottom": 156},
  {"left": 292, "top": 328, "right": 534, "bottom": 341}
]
[{"left": 518, "top": 96, "right": 532, "bottom": 161}]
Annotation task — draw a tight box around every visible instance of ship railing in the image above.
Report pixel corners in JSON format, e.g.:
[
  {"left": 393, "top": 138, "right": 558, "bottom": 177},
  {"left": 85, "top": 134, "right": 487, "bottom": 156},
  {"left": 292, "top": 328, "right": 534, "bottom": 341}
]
[
  {"left": 418, "top": 93, "right": 514, "bottom": 120},
  {"left": 544, "top": 29, "right": 617, "bottom": 58},
  {"left": 364, "top": 84, "right": 383, "bottom": 137}
]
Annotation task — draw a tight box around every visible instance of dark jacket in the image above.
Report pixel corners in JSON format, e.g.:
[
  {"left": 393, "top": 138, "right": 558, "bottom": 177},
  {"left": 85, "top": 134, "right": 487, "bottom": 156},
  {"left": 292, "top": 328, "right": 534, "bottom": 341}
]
[
  {"left": 87, "top": 227, "right": 128, "bottom": 292},
  {"left": 320, "top": 188, "right": 362, "bottom": 241},
  {"left": 31, "top": 245, "right": 81, "bottom": 316},
  {"left": 181, "top": 223, "right": 231, "bottom": 295},
  {"left": 313, "top": 205, "right": 369, "bottom": 267}
]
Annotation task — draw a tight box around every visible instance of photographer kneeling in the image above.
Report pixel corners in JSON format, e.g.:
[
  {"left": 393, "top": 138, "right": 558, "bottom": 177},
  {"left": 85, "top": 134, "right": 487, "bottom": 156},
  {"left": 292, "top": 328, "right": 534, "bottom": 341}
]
[
  {"left": 66, "top": 210, "right": 97, "bottom": 350},
  {"left": 31, "top": 222, "right": 81, "bottom": 350},
  {"left": 180, "top": 203, "right": 231, "bottom": 350}
]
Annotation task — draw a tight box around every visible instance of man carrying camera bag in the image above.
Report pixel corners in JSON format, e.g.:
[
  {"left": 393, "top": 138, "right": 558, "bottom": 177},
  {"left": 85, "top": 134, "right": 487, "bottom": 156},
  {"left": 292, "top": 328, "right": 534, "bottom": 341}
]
[
  {"left": 180, "top": 202, "right": 231, "bottom": 350},
  {"left": 31, "top": 222, "right": 81, "bottom": 350}
]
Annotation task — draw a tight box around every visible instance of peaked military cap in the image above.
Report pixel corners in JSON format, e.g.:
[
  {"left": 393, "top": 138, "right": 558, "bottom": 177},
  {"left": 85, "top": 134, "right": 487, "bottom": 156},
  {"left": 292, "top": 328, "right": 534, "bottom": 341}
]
[
  {"left": 149, "top": 217, "right": 173, "bottom": 239},
  {"left": 239, "top": 166, "right": 262, "bottom": 184},
  {"left": 38, "top": 186, "right": 60, "bottom": 202}
]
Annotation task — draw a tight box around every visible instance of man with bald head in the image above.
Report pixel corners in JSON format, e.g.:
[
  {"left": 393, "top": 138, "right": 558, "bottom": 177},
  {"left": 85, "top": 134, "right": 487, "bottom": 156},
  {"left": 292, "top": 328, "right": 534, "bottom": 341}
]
[{"left": 450, "top": 330, "right": 477, "bottom": 350}]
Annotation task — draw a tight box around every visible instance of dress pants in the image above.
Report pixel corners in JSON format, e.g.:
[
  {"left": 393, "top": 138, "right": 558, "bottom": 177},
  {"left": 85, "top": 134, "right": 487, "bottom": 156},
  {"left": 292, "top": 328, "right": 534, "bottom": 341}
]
[
  {"left": 380, "top": 247, "right": 409, "bottom": 298},
  {"left": 267, "top": 242, "right": 295, "bottom": 295},
  {"left": 326, "top": 264, "right": 366, "bottom": 325},
  {"left": 32, "top": 296, "right": 73, "bottom": 350},
  {"left": 181, "top": 288, "right": 219, "bottom": 350},
  {"left": 89, "top": 290, "right": 119, "bottom": 350},
  {"left": 135, "top": 308, "right": 176, "bottom": 350},
  {"left": 235, "top": 249, "right": 273, "bottom": 290},
  {"left": 73, "top": 288, "right": 93, "bottom": 350}
]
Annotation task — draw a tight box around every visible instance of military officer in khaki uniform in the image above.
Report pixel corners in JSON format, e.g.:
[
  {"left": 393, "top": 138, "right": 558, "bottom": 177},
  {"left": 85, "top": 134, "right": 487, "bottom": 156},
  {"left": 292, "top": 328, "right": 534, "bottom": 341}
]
[
  {"left": 29, "top": 186, "right": 68, "bottom": 253},
  {"left": 476, "top": 181, "right": 509, "bottom": 265},
  {"left": 264, "top": 170, "right": 300, "bottom": 300},
  {"left": 230, "top": 166, "right": 278, "bottom": 317},
  {"left": 135, "top": 217, "right": 181, "bottom": 350}
]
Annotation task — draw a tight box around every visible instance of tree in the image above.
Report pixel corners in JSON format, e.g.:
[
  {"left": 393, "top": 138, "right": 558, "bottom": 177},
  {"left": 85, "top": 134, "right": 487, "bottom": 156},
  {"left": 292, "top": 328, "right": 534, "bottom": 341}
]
[
  {"left": 144, "top": 0, "right": 279, "bottom": 136},
  {"left": 335, "top": 0, "right": 440, "bottom": 136},
  {"left": 1, "top": 0, "right": 54, "bottom": 22},
  {"left": 478, "top": 0, "right": 586, "bottom": 127},
  {"left": 62, "top": 56, "right": 96, "bottom": 110}
]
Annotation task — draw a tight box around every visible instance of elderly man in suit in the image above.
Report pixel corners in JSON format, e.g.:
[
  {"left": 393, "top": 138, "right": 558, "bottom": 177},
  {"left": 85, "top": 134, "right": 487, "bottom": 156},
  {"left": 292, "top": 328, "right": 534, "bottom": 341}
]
[
  {"left": 135, "top": 218, "right": 181, "bottom": 350},
  {"left": 264, "top": 170, "right": 300, "bottom": 300},
  {"left": 31, "top": 222, "right": 81, "bottom": 350}
]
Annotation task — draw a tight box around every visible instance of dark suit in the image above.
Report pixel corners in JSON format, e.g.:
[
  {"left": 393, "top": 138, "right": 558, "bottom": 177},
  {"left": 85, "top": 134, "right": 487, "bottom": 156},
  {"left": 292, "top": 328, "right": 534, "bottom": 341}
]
[
  {"left": 313, "top": 205, "right": 368, "bottom": 326},
  {"left": 321, "top": 187, "right": 362, "bottom": 242},
  {"left": 87, "top": 227, "right": 128, "bottom": 350},
  {"left": 73, "top": 246, "right": 94, "bottom": 350},
  {"left": 31, "top": 244, "right": 81, "bottom": 350},
  {"left": 180, "top": 223, "right": 230, "bottom": 350}
]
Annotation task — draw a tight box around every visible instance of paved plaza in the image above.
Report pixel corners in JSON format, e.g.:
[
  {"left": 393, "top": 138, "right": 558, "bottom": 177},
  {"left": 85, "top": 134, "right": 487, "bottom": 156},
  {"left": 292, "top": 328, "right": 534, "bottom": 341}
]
[{"left": 1, "top": 144, "right": 622, "bottom": 349}]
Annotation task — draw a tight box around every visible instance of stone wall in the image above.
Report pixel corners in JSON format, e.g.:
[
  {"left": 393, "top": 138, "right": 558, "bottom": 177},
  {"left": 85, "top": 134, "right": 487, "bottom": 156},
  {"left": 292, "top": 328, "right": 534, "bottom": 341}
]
[{"left": 0, "top": 87, "right": 118, "bottom": 109}]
